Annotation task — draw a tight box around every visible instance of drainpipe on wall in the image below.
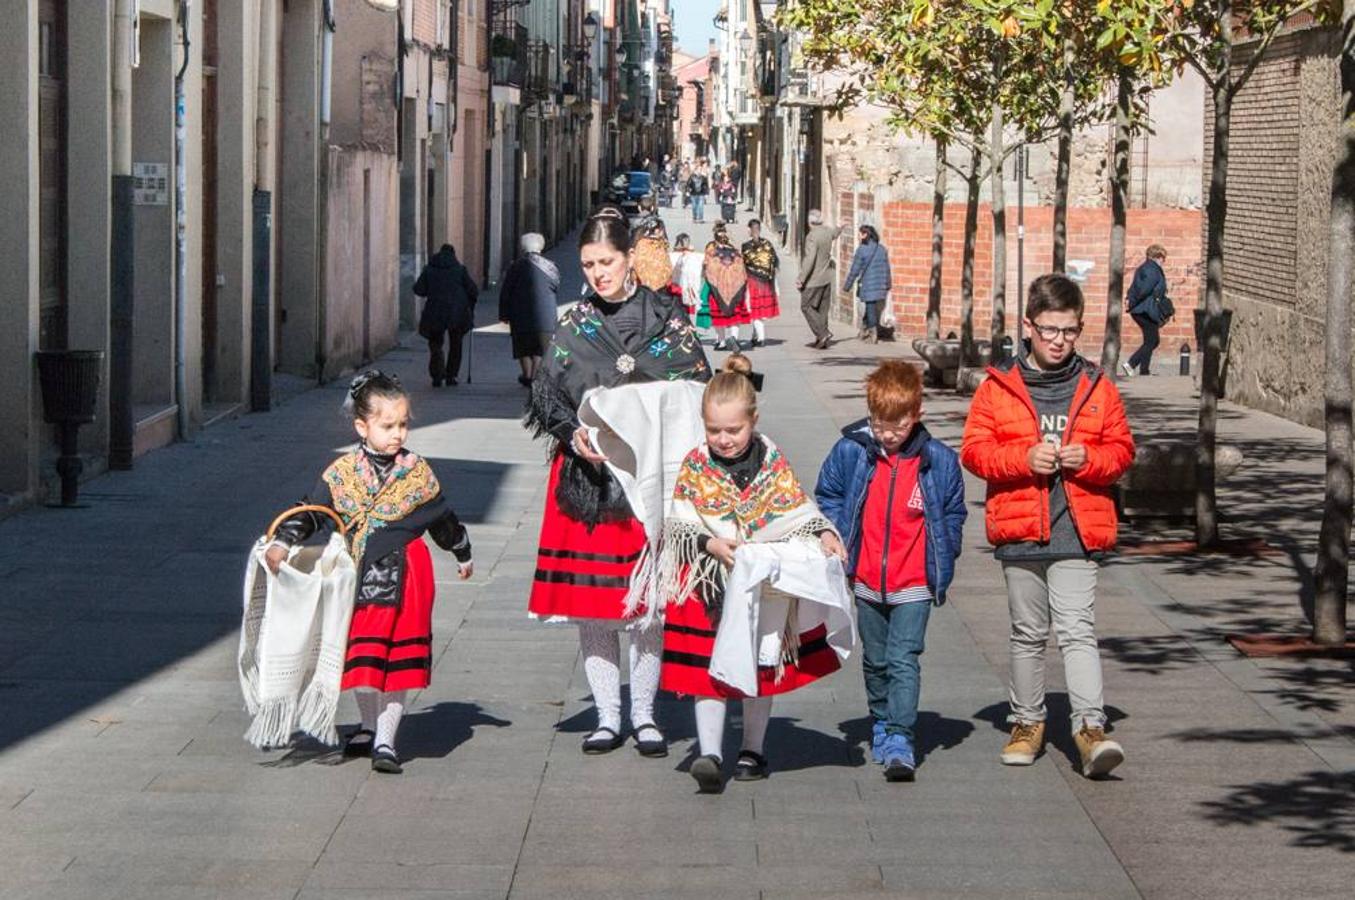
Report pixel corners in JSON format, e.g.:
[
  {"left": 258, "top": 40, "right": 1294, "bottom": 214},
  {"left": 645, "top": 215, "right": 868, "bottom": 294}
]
[
  {"left": 109, "top": 0, "right": 137, "bottom": 468},
  {"left": 174, "top": 1, "right": 192, "bottom": 441},
  {"left": 250, "top": 0, "right": 276, "bottom": 411},
  {"left": 316, "top": 0, "right": 335, "bottom": 383}
]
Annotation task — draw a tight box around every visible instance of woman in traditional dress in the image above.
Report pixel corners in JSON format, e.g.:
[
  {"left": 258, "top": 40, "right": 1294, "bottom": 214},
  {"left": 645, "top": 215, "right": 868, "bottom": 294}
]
[
  {"left": 740, "top": 219, "right": 780, "bottom": 349},
  {"left": 670, "top": 233, "right": 706, "bottom": 325},
  {"left": 702, "top": 223, "right": 749, "bottom": 352},
  {"left": 526, "top": 209, "right": 711, "bottom": 757},
  {"left": 631, "top": 208, "right": 674, "bottom": 295},
  {"left": 656, "top": 355, "right": 850, "bottom": 793}
]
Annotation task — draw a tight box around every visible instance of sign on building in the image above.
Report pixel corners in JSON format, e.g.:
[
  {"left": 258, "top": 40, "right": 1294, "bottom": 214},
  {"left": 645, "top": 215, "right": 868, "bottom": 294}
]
[{"left": 132, "top": 162, "right": 169, "bottom": 206}]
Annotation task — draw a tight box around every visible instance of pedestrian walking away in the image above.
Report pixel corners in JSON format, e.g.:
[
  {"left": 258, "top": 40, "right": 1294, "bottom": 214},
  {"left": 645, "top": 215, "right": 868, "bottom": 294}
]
[
  {"left": 1123, "top": 244, "right": 1172, "bottom": 377},
  {"left": 741, "top": 219, "right": 780, "bottom": 348},
  {"left": 703, "top": 223, "right": 750, "bottom": 350},
  {"left": 524, "top": 208, "right": 712, "bottom": 759},
  {"left": 263, "top": 371, "right": 474, "bottom": 774},
  {"left": 497, "top": 233, "right": 560, "bottom": 388},
  {"left": 798, "top": 210, "right": 841, "bottom": 349},
  {"left": 656, "top": 355, "right": 852, "bottom": 794},
  {"left": 415, "top": 244, "right": 479, "bottom": 387},
  {"left": 842, "top": 225, "right": 892, "bottom": 345},
  {"left": 815, "top": 361, "right": 966, "bottom": 782},
  {"left": 960, "top": 274, "right": 1136, "bottom": 779},
  {"left": 687, "top": 164, "right": 710, "bottom": 224}
]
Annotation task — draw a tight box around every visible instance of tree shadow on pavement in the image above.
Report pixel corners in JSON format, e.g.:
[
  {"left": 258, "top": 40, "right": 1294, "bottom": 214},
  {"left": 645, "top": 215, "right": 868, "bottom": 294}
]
[
  {"left": 1098, "top": 633, "right": 1203, "bottom": 675},
  {"left": 1166, "top": 724, "right": 1355, "bottom": 744},
  {"left": 1198, "top": 770, "right": 1355, "bottom": 853}
]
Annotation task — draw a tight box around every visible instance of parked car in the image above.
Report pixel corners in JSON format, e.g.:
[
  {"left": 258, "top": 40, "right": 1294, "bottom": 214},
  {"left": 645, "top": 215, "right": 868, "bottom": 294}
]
[{"left": 604, "top": 171, "right": 653, "bottom": 215}]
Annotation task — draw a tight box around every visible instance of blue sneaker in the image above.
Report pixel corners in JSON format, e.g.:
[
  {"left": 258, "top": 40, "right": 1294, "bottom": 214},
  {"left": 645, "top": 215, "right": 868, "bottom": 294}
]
[
  {"left": 870, "top": 720, "right": 888, "bottom": 764},
  {"left": 882, "top": 733, "right": 916, "bottom": 782}
]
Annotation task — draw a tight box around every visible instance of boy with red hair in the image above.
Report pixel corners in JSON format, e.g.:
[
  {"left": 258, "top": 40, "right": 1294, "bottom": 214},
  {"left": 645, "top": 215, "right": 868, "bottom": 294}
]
[{"left": 815, "top": 361, "right": 966, "bottom": 781}]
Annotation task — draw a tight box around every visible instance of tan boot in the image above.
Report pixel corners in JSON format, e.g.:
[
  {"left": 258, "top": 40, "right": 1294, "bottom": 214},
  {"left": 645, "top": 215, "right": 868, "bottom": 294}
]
[
  {"left": 866, "top": 327, "right": 879, "bottom": 345},
  {"left": 1000, "top": 721, "right": 1045, "bottom": 766},
  {"left": 1075, "top": 724, "right": 1124, "bottom": 778}
]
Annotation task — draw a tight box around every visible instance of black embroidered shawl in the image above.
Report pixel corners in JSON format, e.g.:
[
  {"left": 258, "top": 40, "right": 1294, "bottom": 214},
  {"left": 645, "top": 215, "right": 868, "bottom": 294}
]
[{"left": 525, "top": 285, "right": 711, "bottom": 525}]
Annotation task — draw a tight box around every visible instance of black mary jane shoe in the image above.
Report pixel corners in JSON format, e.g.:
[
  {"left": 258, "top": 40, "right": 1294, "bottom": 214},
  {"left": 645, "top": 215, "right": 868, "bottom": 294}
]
[
  {"left": 733, "top": 750, "right": 769, "bottom": 782},
  {"left": 690, "top": 754, "right": 725, "bottom": 794},
  {"left": 342, "top": 728, "right": 375, "bottom": 758},
  {"left": 581, "top": 726, "right": 625, "bottom": 755},
  {"left": 633, "top": 723, "right": 669, "bottom": 759},
  {"left": 517, "top": 375, "right": 533, "bottom": 387},
  {"left": 371, "top": 744, "right": 403, "bottom": 775}
]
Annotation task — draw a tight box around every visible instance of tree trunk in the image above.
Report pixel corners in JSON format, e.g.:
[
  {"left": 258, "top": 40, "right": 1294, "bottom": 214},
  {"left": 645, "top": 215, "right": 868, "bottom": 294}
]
[
  {"left": 1196, "top": 73, "right": 1231, "bottom": 547},
  {"left": 927, "top": 142, "right": 947, "bottom": 340},
  {"left": 960, "top": 147, "right": 981, "bottom": 365},
  {"left": 1101, "top": 69, "right": 1132, "bottom": 374},
  {"left": 1052, "top": 39, "right": 1075, "bottom": 273},
  {"left": 990, "top": 100, "right": 1008, "bottom": 349},
  {"left": 1313, "top": 2, "right": 1355, "bottom": 646}
]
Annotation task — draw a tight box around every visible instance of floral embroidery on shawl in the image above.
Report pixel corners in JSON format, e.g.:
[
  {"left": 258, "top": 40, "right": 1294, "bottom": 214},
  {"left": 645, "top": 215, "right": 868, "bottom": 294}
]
[{"left": 323, "top": 450, "right": 441, "bottom": 564}]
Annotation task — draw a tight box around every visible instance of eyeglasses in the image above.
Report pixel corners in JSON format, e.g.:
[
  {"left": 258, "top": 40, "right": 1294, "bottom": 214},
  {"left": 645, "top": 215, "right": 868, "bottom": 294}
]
[
  {"left": 869, "top": 417, "right": 916, "bottom": 436},
  {"left": 1030, "top": 323, "right": 1083, "bottom": 342}
]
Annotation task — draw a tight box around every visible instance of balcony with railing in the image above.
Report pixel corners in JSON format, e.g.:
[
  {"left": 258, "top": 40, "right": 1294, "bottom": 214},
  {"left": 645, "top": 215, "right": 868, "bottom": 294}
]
[{"left": 490, "top": 23, "right": 528, "bottom": 89}]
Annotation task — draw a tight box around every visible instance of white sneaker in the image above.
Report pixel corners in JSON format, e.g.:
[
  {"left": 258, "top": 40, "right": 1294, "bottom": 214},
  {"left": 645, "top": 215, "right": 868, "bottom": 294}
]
[{"left": 1118, "top": 361, "right": 1135, "bottom": 378}]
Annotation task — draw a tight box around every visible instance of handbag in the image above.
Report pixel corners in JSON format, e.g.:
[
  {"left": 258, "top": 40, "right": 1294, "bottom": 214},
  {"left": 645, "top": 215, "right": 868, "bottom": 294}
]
[{"left": 1153, "top": 294, "right": 1176, "bottom": 324}]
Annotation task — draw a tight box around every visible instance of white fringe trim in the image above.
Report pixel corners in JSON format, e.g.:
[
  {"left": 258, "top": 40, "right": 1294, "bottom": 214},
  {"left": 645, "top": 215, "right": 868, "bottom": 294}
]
[
  {"left": 243, "top": 696, "right": 298, "bottom": 750},
  {"left": 296, "top": 679, "right": 342, "bottom": 746}
]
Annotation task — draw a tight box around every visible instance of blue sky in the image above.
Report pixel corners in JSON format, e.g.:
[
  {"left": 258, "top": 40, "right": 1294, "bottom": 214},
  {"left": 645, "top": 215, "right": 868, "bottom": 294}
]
[{"left": 672, "top": 0, "right": 721, "bottom": 57}]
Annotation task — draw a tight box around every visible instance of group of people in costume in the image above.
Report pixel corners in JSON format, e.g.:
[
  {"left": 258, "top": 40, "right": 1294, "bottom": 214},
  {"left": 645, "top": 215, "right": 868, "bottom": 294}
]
[
  {"left": 257, "top": 207, "right": 1136, "bottom": 792},
  {"left": 626, "top": 200, "right": 782, "bottom": 354}
]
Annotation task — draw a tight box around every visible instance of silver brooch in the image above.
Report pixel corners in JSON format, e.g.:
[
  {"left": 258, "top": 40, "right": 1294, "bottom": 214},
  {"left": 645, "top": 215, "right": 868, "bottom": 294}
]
[{"left": 615, "top": 353, "right": 636, "bottom": 375}]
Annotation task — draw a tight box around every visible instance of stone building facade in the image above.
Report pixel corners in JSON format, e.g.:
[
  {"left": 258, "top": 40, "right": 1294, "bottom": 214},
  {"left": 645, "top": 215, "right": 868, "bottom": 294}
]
[{"left": 1204, "top": 22, "right": 1345, "bottom": 428}]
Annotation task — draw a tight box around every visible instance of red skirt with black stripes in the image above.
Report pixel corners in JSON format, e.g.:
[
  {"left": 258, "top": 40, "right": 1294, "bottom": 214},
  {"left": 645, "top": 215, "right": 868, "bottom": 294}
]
[
  {"left": 660, "top": 594, "right": 841, "bottom": 698},
  {"left": 527, "top": 454, "right": 648, "bottom": 621},
  {"left": 341, "top": 538, "right": 435, "bottom": 693}
]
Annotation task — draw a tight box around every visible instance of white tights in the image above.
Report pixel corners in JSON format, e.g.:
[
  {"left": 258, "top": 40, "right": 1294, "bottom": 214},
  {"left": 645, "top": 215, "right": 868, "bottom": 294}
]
[
  {"left": 751, "top": 319, "right": 766, "bottom": 342},
  {"left": 578, "top": 621, "right": 663, "bottom": 733},
  {"left": 694, "top": 696, "right": 773, "bottom": 761},
  {"left": 355, "top": 688, "right": 407, "bottom": 753},
  {"left": 722, "top": 325, "right": 741, "bottom": 345}
]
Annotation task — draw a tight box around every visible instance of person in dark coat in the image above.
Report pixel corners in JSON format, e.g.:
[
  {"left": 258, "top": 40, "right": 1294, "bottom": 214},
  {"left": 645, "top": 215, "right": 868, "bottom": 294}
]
[
  {"left": 842, "top": 225, "right": 893, "bottom": 345},
  {"left": 1122, "top": 244, "right": 1169, "bottom": 377},
  {"left": 497, "top": 233, "right": 560, "bottom": 387},
  {"left": 415, "top": 244, "right": 479, "bottom": 387}
]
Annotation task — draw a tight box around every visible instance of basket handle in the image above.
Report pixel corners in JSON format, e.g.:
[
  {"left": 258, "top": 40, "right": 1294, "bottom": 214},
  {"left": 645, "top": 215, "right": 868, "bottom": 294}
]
[{"left": 266, "top": 504, "right": 347, "bottom": 540}]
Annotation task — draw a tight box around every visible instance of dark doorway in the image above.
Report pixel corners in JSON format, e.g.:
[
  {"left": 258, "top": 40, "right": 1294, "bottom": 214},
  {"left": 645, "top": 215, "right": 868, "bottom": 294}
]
[
  {"left": 201, "top": 0, "right": 220, "bottom": 398},
  {"left": 38, "top": 0, "right": 68, "bottom": 351}
]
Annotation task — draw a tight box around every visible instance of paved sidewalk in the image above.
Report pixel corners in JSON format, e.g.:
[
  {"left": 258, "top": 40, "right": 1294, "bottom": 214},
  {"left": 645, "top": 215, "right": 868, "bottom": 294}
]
[{"left": 0, "top": 209, "right": 1350, "bottom": 899}]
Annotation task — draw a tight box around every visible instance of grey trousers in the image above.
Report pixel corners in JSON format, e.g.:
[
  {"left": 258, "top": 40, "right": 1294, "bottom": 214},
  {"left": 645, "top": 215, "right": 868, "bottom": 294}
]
[
  {"left": 800, "top": 284, "right": 832, "bottom": 340},
  {"left": 1002, "top": 559, "right": 1106, "bottom": 730}
]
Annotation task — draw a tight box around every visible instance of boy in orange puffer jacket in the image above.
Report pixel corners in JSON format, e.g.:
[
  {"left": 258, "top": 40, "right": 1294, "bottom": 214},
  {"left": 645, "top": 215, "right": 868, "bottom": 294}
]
[{"left": 961, "top": 274, "right": 1135, "bottom": 778}]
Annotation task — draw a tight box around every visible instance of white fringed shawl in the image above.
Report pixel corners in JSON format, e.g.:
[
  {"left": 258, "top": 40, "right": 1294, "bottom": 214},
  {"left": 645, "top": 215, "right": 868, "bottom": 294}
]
[
  {"left": 655, "top": 436, "right": 838, "bottom": 613},
  {"left": 578, "top": 379, "right": 709, "bottom": 619},
  {"left": 238, "top": 533, "right": 356, "bottom": 748}
]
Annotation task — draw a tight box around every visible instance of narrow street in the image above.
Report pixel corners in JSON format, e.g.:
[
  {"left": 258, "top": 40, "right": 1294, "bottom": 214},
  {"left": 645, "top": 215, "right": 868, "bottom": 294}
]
[{"left": 0, "top": 207, "right": 1350, "bottom": 899}]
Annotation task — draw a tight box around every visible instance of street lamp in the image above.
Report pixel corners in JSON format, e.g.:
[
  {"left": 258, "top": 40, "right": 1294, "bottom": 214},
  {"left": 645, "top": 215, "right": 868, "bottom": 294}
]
[
  {"left": 738, "top": 29, "right": 753, "bottom": 59},
  {"left": 615, "top": 43, "right": 628, "bottom": 65},
  {"left": 583, "top": 12, "right": 598, "bottom": 44}
]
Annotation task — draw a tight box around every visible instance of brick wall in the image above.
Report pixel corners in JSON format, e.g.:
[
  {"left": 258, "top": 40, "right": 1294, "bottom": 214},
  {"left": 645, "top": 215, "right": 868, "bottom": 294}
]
[{"left": 834, "top": 190, "right": 1202, "bottom": 359}]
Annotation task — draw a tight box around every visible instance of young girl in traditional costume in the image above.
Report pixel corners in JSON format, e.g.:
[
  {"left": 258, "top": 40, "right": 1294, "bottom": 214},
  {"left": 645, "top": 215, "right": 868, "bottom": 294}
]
[
  {"left": 741, "top": 219, "right": 780, "bottom": 349},
  {"left": 526, "top": 210, "right": 711, "bottom": 758},
  {"left": 702, "top": 223, "right": 749, "bottom": 351},
  {"left": 658, "top": 355, "right": 851, "bottom": 793},
  {"left": 265, "top": 371, "right": 473, "bottom": 774}
]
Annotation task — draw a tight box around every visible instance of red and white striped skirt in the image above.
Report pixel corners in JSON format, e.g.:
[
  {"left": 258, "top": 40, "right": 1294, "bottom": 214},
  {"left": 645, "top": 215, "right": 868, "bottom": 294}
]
[{"left": 341, "top": 538, "right": 435, "bottom": 693}]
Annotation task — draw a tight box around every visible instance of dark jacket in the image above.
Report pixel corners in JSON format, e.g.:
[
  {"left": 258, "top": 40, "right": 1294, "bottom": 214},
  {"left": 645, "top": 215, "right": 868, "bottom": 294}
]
[
  {"left": 843, "top": 240, "right": 893, "bottom": 302},
  {"left": 415, "top": 247, "right": 479, "bottom": 336},
  {"left": 1126, "top": 258, "right": 1167, "bottom": 320},
  {"left": 498, "top": 255, "right": 560, "bottom": 335},
  {"left": 798, "top": 224, "right": 842, "bottom": 289},
  {"left": 686, "top": 172, "right": 710, "bottom": 196},
  {"left": 814, "top": 421, "right": 966, "bottom": 605}
]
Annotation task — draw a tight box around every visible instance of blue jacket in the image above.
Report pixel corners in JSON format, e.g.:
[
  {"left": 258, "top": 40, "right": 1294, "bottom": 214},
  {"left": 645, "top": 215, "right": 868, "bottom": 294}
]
[
  {"left": 842, "top": 241, "right": 893, "bottom": 302},
  {"left": 814, "top": 420, "right": 966, "bottom": 604},
  {"left": 1126, "top": 258, "right": 1167, "bottom": 320}
]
